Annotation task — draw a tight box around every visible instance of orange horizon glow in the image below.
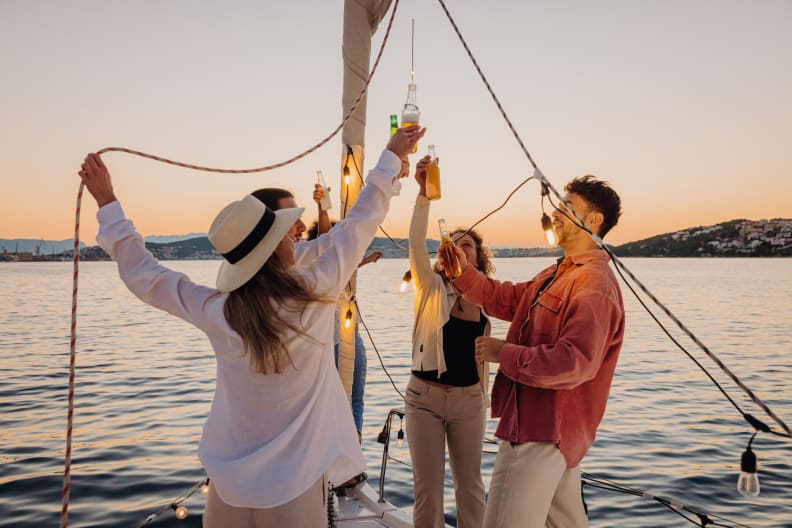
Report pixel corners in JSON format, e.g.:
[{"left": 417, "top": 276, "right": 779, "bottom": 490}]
[{"left": 1, "top": 2, "right": 790, "bottom": 249}]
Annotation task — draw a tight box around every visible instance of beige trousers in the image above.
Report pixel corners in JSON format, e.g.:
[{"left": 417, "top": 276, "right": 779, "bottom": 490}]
[
  {"left": 202, "top": 476, "right": 326, "bottom": 528},
  {"left": 405, "top": 375, "right": 486, "bottom": 528},
  {"left": 483, "top": 442, "right": 587, "bottom": 528}
]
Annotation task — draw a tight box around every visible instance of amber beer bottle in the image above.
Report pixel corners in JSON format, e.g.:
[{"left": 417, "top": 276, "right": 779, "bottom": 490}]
[
  {"left": 401, "top": 82, "right": 420, "bottom": 153},
  {"left": 438, "top": 218, "right": 462, "bottom": 278},
  {"left": 425, "top": 144, "right": 441, "bottom": 201}
]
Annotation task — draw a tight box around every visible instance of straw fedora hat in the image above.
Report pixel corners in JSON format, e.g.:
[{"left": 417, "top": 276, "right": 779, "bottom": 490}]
[{"left": 208, "top": 194, "right": 304, "bottom": 292}]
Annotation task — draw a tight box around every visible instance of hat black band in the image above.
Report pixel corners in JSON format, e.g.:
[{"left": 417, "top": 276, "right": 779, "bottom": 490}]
[{"left": 222, "top": 206, "right": 276, "bottom": 264}]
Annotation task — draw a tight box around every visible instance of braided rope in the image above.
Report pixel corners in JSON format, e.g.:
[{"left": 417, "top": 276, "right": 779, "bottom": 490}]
[
  {"left": 60, "top": 2, "right": 401, "bottom": 526},
  {"left": 61, "top": 183, "right": 83, "bottom": 528},
  {"left": 94, "top": 0, "right": 400, "bottom": 172}
]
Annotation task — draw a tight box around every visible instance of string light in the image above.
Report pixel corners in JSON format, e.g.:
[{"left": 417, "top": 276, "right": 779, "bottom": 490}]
[
  {"left": 541, "top": 213, "right": 557, "bottom": 246},
  {"left": 344, "top": 308, "right": 353, "bottom": 329},
  {"left": 343, "top": 145, "right": 352, "bottom": 185},
  {"left": 397, "top": 416, "right": 405, "bottom": 448},
  {"left": 539, "top": 182, "right": 558, "bottom": 247},
  {"left": 399, "top": 270, "right": 412, "bottom": 293},
  {"left": 136, "top": 477, "right": 208, "bottom": 527},
  {"left": 171, "top": 504, "right": 188, "bottom": 520},
  {"left": 737, "top": 432, "right": 760, "bottom": 497},
  {"left": 200, "top": 478, "right": 210, "bottom": 495}
]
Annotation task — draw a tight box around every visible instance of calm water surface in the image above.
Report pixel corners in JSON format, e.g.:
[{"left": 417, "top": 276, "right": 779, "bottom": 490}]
[{"left": 1, "top": 258, "right": 790, "bottom": 527}]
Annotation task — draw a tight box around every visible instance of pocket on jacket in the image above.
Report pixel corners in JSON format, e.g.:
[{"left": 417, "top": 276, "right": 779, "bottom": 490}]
[{"left": 537, "top": 290, "right": 563, "bottom": 313}]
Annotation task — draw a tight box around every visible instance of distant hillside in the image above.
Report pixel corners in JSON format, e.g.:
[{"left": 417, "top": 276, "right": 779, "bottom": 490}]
[
  {"left": 7, "top": 218, "right": 790, "bottom": 262},
  {"left": 64, "top": 236, "right": 556, "bottom": 262},
  {"left": 615, "top": 218, "right": 792, "bottom": 257},
  {"left": 144, "top": 233, "right": 207, "bottom": 244},
  {"left": 145, "top": 236, "right": 218, "bottom": 260},
  {"left": 0, "top": 238, "right": 86, "bottom": 255}
]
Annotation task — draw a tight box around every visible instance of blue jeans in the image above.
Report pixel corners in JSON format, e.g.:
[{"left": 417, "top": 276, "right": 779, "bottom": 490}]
[{"left": 334, "top": 330, "right": 367, "bottom": 434}]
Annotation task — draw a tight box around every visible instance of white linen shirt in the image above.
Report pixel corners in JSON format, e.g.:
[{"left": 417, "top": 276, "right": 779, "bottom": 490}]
[{"left": 96, "top": 150, "right": 402, "bottom": 508}]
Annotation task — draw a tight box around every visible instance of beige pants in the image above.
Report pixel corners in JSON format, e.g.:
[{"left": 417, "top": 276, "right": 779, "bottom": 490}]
[
  {"left": 203, "top": 476, "right": 326, "bottom": 528},
  {"left": 405, "top": 375, "right": 486, "bottom": 528},
  {"left": 483, "top": 442, "right": 587, "bottom": 528}
]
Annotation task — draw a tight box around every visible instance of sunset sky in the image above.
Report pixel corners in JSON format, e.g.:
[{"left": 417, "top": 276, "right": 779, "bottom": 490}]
[{"left": 1, "top": 0, "right": 790, "bottom": 248}]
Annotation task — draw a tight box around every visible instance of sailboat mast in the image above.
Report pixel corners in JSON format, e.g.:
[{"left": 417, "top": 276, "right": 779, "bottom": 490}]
[{"left": 338, "top": 0, "right": 393, "bottom": 400}]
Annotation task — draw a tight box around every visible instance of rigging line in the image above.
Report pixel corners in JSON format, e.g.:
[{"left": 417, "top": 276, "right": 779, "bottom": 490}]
[
  {"left": 62, "top": 4, "right": 404, "bottom": 526},
  {"left": 355, "top": 300, "right": 405, "bottom": 400},
  {"left": 580, "top": 479, "right": 752, "bottom": 528},
  {"left": 436, "top": 0, "right": 789, "bottom": 437},
  {"left": 385, "top": 452, "right": 750, "bottom": 528},
  {"left": 411, "top": 19, "right": 415, "bottom": 78},
  {"left": 648, "top": 498, "right": 707, "bottom": 528},
  {"left": 611, "top": 251, "right": 791, "bottom": 437},
  {"left": 543, "top": 196, "right": 750, "bottom": 418},
  {"left": 547, "top": 187, "right": 790, "bottom": 437},
  {"left": 435, "top": 0, "right": 537, "bottom": 170}
]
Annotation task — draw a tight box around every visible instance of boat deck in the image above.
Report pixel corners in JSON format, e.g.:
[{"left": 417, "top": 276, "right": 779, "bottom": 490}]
[{"left": 333, "top": 482, "right": 421, "bottom": 528}]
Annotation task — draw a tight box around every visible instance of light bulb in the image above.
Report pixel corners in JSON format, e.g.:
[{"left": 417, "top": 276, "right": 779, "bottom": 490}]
[
  {"left": 541, "top": 213, "right": 557, "bottom": 246},
  {"left": 397, "top": 427, "right": 404, "bottom": 448},
  {"left": 399, "top": 270, "right": 412, "bottom": 293},
  {"left": 737, "top": 446, "right": 760, "bottom": 497},
  {"left": 344, "top": 309, "right": 353, "bottom": 329},
  {"left": 200, "top": 481, "right": 210, "bottom": 495},
  {"left": 174, "top": 505, "right": 188, "bottom": 520}
]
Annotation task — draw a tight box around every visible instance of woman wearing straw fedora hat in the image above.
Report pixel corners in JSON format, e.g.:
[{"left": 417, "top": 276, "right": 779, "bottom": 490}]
[{"left": 78, "top": 125, "right": 425, "bottom": 528}]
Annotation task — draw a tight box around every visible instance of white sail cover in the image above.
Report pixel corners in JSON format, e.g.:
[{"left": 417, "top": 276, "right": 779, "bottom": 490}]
[
  {"left": 337, "top": 0, "right": 393, "bottom": 400},
  {"left": 342, "top": 0, "right": 393, "bottom": 147}
]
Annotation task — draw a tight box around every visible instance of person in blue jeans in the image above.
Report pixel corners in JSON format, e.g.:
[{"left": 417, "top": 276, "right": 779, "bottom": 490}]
[
  {"left": 334, "top": 315, "right": 369, "bottom": 436},
  {"left": 307, "top": 190, "right": 383, "bottom": 440}
]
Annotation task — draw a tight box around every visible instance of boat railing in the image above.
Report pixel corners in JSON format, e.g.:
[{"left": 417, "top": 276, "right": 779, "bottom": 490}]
[{"left": 375, "top": 408, "right": 406, "bottom": 503}]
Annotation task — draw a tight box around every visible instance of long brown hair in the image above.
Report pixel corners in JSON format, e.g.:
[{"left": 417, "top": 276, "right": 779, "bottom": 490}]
[{"left": 222, "top": 251, "right": 326, "bottom": 374}]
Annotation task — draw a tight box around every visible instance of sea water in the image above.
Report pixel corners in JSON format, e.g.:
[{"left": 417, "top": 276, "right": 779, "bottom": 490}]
[{"left": 0, "top": 258, "right": 790, "bottom": 527}]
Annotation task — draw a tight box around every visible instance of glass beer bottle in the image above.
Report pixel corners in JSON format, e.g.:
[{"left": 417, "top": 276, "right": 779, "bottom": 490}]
[
  {"left": 401, "top": 82, "right": 420, "bottom": 153},
  {"left": 425, "top": 144, "right": 441, "bottom": 201},
  {"left": 317, "top": 170, "right": 332, "bottom": 211},
  {"left": 390, "top": 114, "right": 399, "bottom": 136},
  {"left": 438, "top": 218, "right": 462, "bottom": 278}
]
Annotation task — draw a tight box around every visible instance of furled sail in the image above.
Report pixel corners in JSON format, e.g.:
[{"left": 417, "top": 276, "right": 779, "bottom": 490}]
[{"left": 337, "top": 0, "right": 394, "bottom": 400}]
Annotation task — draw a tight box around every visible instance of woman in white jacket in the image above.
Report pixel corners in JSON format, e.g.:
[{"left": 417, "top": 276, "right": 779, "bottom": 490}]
[
  {"left": 77, "top": 126, "right": 423, "bottom": 528},
  {"left": 406, "top": 155, "right": 494, "bottom": 528}
]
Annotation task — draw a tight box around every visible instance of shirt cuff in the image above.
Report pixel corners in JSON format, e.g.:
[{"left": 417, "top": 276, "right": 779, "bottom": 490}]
[
  {"left": 498, "top": 342, "right": 523, "bottom": 381},
  {"left": 96, "top": 200, "right": 124, "bottom": 224},
  {"left": 366, "top": 150, "right": 403, "bottom": 196}
]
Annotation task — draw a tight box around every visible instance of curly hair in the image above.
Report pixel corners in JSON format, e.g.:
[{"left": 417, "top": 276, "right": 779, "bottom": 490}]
[{"left": 432, "top": 227, "right": 494, "bottom": 278}]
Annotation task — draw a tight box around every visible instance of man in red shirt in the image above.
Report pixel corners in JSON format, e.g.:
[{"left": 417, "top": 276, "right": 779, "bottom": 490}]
[{"left": 440, "top": 175, "right": 624, "bottom": 528}]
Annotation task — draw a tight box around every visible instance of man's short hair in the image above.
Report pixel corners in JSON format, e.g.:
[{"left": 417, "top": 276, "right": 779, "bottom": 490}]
[{"left": 565, "top": 175, "right": 622, "bottom": 237}]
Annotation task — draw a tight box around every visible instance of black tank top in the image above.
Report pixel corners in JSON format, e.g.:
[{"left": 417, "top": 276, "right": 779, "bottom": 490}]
[{"left": 413, "top": 313, "right": 488, "bottom": 387}]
